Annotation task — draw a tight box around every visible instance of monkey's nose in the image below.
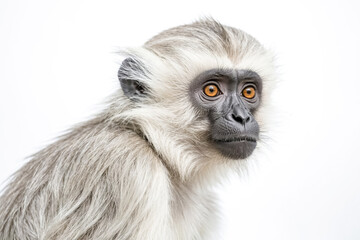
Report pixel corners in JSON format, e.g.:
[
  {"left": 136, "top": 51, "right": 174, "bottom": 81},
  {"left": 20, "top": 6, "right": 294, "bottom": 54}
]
[
  {"left": 229, "top": 103, "right": 252, "bottom": 125},
  {"left": 231, "top": 113, "right": 251, "bottom": 125}
]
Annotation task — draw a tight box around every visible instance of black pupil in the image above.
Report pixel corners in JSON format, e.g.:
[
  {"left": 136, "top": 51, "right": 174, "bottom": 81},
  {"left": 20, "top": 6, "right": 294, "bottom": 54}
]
[
  {"left": 246, "top": 88, "right": 252, "bottom": 94},
  {"left": 209, "top": 86, "right": 215, "bottom": 92}
]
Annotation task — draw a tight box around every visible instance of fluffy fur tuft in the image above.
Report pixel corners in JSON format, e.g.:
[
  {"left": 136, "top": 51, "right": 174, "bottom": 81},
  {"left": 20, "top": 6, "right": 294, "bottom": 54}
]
[{"left": 0, "top": 19, "right": 276, "bottom": 240}]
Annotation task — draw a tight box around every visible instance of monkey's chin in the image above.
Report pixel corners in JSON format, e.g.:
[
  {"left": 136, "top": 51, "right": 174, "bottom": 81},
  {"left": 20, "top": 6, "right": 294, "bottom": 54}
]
[{"left": 213, "top": 138, "right": 257, "bottom": 160}]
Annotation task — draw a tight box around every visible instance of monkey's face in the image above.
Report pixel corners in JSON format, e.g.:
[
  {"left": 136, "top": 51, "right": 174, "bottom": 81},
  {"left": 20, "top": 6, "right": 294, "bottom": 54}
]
[{"left": 190, "top": 68, "right": 262, "bottom": 159}]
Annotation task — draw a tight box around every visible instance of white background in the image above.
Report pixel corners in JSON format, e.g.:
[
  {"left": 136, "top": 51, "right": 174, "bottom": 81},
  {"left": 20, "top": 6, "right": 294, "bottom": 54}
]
[{"left": 1, "top": 0, "right": 360, "bottom": 239}]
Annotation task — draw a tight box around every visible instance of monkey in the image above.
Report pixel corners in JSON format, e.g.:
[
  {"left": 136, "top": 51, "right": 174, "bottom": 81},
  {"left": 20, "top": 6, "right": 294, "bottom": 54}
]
[{"left": 0, "top": 19, "right": 276, "bottom": 240}]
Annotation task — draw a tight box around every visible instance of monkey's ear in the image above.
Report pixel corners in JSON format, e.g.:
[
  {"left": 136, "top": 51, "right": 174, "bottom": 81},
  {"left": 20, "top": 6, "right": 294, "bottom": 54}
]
[{"left": 118, "top": 58, "right": 147, "bottom": 99}]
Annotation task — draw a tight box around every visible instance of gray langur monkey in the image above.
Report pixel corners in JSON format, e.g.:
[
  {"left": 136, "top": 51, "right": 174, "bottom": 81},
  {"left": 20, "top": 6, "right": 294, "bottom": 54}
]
[{"left": 0, "top": 19, "right": 276, "bottom": 240}]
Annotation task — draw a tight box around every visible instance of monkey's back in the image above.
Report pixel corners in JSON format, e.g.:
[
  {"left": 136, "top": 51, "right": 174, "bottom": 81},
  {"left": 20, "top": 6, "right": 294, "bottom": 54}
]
[{"left": 0, "top": 117, "right": 172, "bottom": 240}]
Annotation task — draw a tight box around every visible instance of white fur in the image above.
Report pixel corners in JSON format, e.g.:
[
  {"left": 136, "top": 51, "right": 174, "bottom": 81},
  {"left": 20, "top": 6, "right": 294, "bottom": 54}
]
[{"left": 0, "top": 19, "right": 276, "bottom": 240}]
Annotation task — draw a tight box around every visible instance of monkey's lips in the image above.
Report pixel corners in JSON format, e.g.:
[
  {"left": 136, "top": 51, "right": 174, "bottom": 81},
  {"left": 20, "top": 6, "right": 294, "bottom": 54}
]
[{"left": 213, "top": 136, "right": 257, "bottom": 159}]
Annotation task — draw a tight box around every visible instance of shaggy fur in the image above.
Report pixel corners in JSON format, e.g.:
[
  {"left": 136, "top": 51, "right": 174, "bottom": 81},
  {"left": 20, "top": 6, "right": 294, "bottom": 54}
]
[{"left": 0, "top": 19, "right": 276, "bottom": 240}]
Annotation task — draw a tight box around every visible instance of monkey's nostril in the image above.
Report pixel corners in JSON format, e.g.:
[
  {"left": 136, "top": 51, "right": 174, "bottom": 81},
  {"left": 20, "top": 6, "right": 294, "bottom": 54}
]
[{"left": 231, "top": 114, "right": 243, "bottom": 124}]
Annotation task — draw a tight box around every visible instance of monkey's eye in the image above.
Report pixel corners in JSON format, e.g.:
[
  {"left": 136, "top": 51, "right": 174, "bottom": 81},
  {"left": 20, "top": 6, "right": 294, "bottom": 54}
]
[
  {"left": 203, "top": 84, "right": 220, "bottom": 97},
  {"left": 242, "top": 86, "right": 256, "bottom": 99}
]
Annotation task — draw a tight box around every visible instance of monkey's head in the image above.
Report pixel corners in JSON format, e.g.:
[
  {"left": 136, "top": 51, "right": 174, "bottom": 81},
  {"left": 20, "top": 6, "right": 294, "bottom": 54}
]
[{"left": 115, "top": 19, "right": 276, "bottom": 179}]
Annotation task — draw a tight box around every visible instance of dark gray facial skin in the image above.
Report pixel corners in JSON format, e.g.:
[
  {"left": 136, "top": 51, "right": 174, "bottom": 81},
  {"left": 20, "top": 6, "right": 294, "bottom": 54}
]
[{"left": 190, "top": 69, "right": 263, "bottom": 159}]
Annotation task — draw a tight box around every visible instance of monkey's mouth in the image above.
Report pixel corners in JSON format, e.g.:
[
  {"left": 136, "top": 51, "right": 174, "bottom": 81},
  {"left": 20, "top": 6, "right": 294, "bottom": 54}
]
[
  {"left": 212, "top": 135, "right": 257, "bottom": 159},
  {"left": 213, "top": 135, "right": 257, "bottom": 143}
]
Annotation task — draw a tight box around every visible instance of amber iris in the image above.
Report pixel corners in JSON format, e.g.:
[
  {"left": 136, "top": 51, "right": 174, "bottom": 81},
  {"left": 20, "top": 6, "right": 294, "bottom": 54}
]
[
  {"left": 204, "top": 84, "right": 219, "bottom": 97},
  {"left": 242, "top": 86, "right": 256, "bottom": 99}
]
